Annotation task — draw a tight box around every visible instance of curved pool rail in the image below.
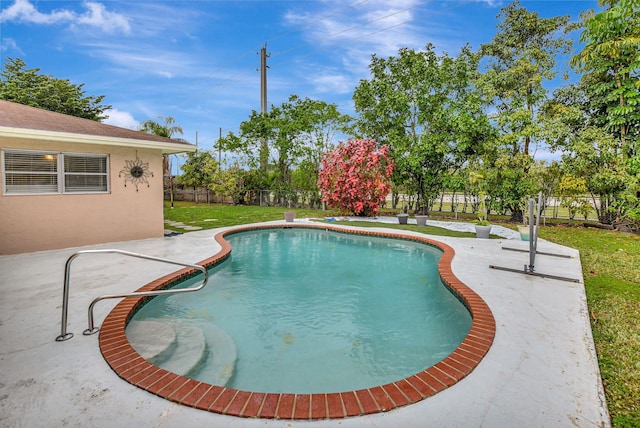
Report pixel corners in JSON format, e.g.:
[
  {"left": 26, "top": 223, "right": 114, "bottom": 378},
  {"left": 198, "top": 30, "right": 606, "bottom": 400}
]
[{"left": 98, "top": 224, "right": 496, "bottom": 420}]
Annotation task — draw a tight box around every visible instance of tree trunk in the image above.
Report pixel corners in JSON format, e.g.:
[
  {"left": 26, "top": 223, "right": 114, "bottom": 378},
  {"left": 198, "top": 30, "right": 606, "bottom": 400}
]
[{"left": 510, "top": 208, "right": 524, "bottom": 223}]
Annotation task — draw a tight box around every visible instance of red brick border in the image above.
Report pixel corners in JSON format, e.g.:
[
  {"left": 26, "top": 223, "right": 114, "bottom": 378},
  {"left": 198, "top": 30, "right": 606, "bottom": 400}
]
[{"left": 99, "top": 224, "right": 495, "bottom": 420}]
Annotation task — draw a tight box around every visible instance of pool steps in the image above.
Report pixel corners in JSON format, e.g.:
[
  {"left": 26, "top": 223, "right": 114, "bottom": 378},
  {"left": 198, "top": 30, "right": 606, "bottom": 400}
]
[
  {"left": 126, "top": 320, "right": 236, "bottom": 386},
  {"left": 192, "top": 324, "right": 237, "bottom": 386},
  {"left": 126, "top": 320, "right": 177, "bottom": 362}
]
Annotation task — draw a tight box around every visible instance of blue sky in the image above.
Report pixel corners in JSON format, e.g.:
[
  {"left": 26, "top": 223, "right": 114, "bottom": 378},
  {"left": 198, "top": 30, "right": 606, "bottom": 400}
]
[{"left": 1, "top": 0, "right": 597, "bottom": 160}]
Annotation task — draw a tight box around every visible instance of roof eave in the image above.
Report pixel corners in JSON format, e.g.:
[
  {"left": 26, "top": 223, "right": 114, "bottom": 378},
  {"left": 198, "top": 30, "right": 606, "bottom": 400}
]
[{"left": 0, "top": 126, "right": 197, "bottom": 154}]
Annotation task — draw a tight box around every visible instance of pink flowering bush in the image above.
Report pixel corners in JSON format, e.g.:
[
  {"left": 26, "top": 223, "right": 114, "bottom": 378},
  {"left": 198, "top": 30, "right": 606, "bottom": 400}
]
[{"left": 318, "top": 139, "right": 394, "bottom": 216}]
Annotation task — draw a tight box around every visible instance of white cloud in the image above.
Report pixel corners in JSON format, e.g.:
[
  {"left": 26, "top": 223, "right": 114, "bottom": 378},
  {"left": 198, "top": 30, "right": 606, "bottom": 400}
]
[
  {"left": 283, "top": 0, "right": 427, "bottom": 55},
  {"left": 103, "top": 108, "right": 139, "bottom": 129},
  {"left": 0, "top": 37, "right": 24, "bottom": 55},
  {"left": 79, "top": 41, "right": 197, "bottom": 78},
  {"left": 74, "top": 2, "right": 131, "bottom": 34},
  {"left": 0, "top": 0, "right": 74, "bottom": 24},
  {"left": 477, "top": 0, "right": 503, "bottom": 7},
  {"left": 157, "top": 71, "right": 174, "bottom": 79},
  {"left": 279, "top": 0, "right": 454, "bottom": 94},
  {"left": 308, "top": 70, "right": 354, "bottom": 94},
  {"left": 0, "top": 0, "right": 130, "bottom": 34}
]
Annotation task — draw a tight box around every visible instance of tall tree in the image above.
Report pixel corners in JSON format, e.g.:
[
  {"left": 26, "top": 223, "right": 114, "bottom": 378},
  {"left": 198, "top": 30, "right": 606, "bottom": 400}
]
[
  {"left": 544, "top": 81, "right": 632, "bottom": 224},
  {"left": 0, "top": 57, "right": 110, "bottom": 120},
  {"left": 543, "top": 0, "right": 639, "bottom": 225},
  {"left": 570, "top": 0, "right": 640, "bottom": 157},
  {"left": 139, "top": 115, "right": 184, "bottom": 139},
  {"left": 569, "top": 0, "right": 640, "bottom": 224},
  {"left": 353, "top": 44, "right": 492, "bottom": 214},
  {"left": 221, "top": 95, "right": 350, "bottom": 202},
  {"left": 480, "top": 1, "right": 572, "bottom": 221}
]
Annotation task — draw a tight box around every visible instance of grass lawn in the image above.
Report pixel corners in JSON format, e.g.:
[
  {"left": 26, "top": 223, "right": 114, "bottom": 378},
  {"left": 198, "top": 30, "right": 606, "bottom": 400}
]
[
  {"left": 327, "top": 220, "right": 479, "bottom": 238},
  {"left": 165, "top": 202, "right": 639, "bottom": 425},
  {"left": 163, "top": 201, "right": 339, "bottom": 230},
  {"left": 538, "top": 226, "right": 640, "bottom": 427}
]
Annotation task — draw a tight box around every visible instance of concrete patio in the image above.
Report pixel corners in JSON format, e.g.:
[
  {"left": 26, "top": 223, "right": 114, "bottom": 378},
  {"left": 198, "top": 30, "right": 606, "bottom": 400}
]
[{"left": 0, "top": 219, "right": 609, "bottom": 427}]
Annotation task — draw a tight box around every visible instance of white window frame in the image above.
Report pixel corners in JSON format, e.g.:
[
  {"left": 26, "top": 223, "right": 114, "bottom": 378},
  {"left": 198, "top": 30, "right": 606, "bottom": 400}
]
[{"left": 2, "top": 149, "right": 110, "bottom": 195}]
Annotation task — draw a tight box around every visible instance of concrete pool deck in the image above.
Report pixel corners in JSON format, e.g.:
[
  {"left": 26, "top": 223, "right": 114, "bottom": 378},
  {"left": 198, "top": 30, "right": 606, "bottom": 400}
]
[{"left": 0, "top": 219, "right": 610, "bottom": 427}]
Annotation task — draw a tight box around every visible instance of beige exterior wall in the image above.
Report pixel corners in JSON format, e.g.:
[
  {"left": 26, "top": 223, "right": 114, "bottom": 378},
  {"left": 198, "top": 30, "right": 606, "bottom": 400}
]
[{"left": 0, "top": 137, "right": 165, "bottom": 255}]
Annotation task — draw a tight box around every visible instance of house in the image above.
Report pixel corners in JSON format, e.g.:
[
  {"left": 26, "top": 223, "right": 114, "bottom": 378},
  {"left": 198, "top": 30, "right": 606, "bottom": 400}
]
[{"left": 0, "top": 100, "right": 196, "bottom": 255}]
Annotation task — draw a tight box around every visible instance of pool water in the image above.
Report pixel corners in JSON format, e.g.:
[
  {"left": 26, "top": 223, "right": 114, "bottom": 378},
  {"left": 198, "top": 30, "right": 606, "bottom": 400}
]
[{"left": 131, "top": 228, "right": 472, "bottom": 394}]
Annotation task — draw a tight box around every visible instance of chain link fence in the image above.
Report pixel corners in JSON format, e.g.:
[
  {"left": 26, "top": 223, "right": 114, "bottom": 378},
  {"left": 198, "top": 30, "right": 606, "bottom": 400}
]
[
  {"left": 164, "top": 181, "right": 599, "bottom": 220},
  {"left": 426, "top": 193, "right": 599, "bottom": 221}
]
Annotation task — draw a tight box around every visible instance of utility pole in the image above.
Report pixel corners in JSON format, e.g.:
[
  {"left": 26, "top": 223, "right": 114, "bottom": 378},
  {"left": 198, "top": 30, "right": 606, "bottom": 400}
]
[
  {"left": 258, "top": 42, "right": 269, "bottom": 174},
  {"left": 218, "top": 127, "right": 222, "bottom": 165},
  {"left": 260, "top": 43, "right": 268, "bottom": 114}
]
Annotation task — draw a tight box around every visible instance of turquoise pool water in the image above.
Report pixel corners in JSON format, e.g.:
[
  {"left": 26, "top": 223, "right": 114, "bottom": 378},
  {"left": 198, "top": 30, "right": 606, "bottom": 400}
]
[{"left": 131, "top": 228, "right": 472, "bottom": 394}]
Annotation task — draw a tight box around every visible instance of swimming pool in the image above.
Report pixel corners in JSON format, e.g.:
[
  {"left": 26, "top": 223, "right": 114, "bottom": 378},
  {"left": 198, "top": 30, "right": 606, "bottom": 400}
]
[
  {"left": 129, "top": 228, "right": 472, "bottom": 393},
  {"left": 98, "top": 224, "right": 495, "bottom": 419}
]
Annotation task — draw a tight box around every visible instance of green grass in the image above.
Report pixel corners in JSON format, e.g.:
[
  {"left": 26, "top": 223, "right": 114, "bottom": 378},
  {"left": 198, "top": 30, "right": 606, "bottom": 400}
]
[
  {"left": 164, "top": 202, "right": 639, "bottom": 425},
  {"left": 164, "top": 202, "right": 481, "bottom": 238},
  {"left": 328, "top": 220, "right": 479, "bottom": 238},
  {"left": 163, "top": 201, "right": 340, "bottom": 230},
  {"left": 538, "top": 226, "right": 640, "bottom": 426}
]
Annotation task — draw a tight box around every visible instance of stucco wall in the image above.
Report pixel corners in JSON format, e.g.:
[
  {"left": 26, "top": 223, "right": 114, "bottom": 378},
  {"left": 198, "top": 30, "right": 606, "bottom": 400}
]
[{"left": 0, "top": 137, "right": 165, "bottom": 255}]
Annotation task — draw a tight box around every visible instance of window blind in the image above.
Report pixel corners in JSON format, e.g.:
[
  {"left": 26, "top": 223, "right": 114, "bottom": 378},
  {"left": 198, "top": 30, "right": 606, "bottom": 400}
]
[
  {"left": 63, "top": 154, "right": 108, "bottom": 193},
  {"left": 2, "top": 150, "right": 109, "bottom": 195},
  {"left": 3, "top": 151, "right": 59, "bottom": 194}
]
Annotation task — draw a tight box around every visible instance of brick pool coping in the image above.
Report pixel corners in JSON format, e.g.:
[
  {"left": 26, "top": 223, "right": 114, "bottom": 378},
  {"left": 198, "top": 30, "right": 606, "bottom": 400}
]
[{"left": 98, "top": 223, "right": 496, "bottom": 420}]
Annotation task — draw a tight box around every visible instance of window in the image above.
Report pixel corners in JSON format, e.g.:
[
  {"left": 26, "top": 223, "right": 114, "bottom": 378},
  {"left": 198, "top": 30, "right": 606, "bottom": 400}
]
[
  {"left": 63, "top": 154, "right": 108, "bottom": 193},
  {"left": 3, "top": 151, "right": 59, "bottom": 194},
  {"left": 2, "top": 150, "right": 109, "bottom": 195}
]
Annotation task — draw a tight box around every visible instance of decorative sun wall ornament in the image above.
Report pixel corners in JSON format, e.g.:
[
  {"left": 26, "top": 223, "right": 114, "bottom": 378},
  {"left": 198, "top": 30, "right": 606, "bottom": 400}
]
[{"left": 119, "top": 153, "right": 153, "bottom": 191}]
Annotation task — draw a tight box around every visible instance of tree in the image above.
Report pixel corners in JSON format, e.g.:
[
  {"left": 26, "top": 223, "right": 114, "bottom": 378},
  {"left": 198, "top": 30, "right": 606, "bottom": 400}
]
[
  {"left": 480, "top": 1, "right": 572, "bottom": 221},
  {"left": 543, "top": 82, "right": 633, "bottom": 223},
  {"left": 567, "top": 0, "right": 640, "bottom": 224},
  {"left": 178, "top": 150, "right": 217, "bottom": 203},
  {"left": 353, "top": 44, "right": 492, "bottom": 214},
  {"left": 206, "top": 161, "right": 247, "bottom": 205},
  {"left": 139, "top": 115, "right": 185, "bottom": 176},
  {"left": 139, "top": 115, "right": 184, "bottom": 139},
  {"left": 318, "top": 139, "right": 394, "bottom": 216},
  {"left": 558, "top": 174, "right": 591, "bottom": 220},
  {"left": 221, "top": 95, "right": 350, "bottom": 203},
  {"left": 0, "top": 57, "right": 110, "bottom": 120},
  {"left": 295, "top": 98, "right": 352, "bottom": 206},
  {"left": 570, "top": 0, "right": 640, "bottom": 156}
]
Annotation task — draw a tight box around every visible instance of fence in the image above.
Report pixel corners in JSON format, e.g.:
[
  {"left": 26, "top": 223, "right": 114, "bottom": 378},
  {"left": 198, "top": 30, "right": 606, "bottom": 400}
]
[
  {"left": 164, "top": 182, "right": 322, "bottom": 209},
  {"left": 425, "top": 193, "right": 599, "bottom": 221},
  {"left": 164, "top": 181, "right": 599, "bottom": 220}
]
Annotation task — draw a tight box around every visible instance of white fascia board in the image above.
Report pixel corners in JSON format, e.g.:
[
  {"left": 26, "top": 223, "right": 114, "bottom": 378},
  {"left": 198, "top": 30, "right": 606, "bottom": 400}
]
[{"left": 0, "top": 126, "right": 197, "bottom": 154}]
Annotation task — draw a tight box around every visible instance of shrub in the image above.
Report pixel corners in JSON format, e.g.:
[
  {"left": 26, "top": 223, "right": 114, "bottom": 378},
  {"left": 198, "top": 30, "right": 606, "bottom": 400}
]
[{"left": 318, "top": 139, "right": 394, "bottom": 216}]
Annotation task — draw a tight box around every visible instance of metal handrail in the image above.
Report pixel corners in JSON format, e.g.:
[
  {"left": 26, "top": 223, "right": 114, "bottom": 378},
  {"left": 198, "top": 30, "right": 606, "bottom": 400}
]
[{"left": 56, "top": 249, "right": 208, "bottom": 342}]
